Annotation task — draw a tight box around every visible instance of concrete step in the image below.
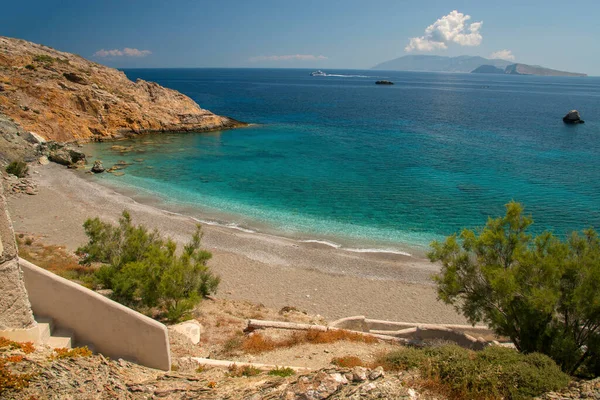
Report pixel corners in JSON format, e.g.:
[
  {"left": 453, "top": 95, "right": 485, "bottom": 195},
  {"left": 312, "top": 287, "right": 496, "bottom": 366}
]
[
  {"left": 46, "top": 335, "right": 72, "bottom": 349},
  {"left": 33, "top": 315, "right": 74, "bottom": 349},
  {"left": 47, "top": 328, "right": 73, "bottom": 349},
  {"left": 37, "top": 322, "right": 52, "bottom": 343}
]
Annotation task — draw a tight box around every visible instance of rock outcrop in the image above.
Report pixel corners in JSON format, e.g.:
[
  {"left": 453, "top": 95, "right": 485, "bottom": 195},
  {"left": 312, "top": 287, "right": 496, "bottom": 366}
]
[
  {"left": 91, "top": 160, "right": 105, "bottom": 173},
  {"left": 0, "top": 36, "right": 246, "bottom": 143},
  {"left": 563, "top": 110, "right": 585, "bottom": 124}
]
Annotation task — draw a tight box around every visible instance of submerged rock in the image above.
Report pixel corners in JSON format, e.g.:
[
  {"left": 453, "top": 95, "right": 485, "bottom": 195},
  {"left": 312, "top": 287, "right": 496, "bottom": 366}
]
[
  {"left": 91, "top": 160, "right": 105, "bottom": 173},
  {"left": 563, "top": 110, "right": 585, "bottom": 124}
]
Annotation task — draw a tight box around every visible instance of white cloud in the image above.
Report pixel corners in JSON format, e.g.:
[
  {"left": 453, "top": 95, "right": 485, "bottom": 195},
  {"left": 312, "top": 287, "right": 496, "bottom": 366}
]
[
  {"left": 248, "top": 54, "right": 328, "bottom": 62},
  {"left": 489, "top": 49, "right": 515, "bottom": 61},
  {"left": 405, "top": 10, "right": 483, "bottom": 52},
  {"left": 94, "top": 48, "right": 152, "bottom": 57}
]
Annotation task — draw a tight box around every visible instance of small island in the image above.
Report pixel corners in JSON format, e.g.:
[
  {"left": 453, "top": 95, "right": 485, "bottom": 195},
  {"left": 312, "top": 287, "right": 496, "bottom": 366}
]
[
  {"left": 472, "top": 63, "right": 587, "bottom": 77},
  {"left": 375, "top": 80, "right": 394, "bottom": 85}
]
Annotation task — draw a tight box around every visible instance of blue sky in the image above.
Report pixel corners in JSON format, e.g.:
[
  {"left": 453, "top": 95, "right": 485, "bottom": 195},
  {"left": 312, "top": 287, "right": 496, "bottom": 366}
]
[{"left": 2, "top": 0, "right": 599, "bottom": 75}]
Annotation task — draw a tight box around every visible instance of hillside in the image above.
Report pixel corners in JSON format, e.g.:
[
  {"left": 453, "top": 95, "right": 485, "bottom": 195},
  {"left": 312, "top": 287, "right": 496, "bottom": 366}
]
[
  {"left": 505, "top": 63, "right": 587, "bottom": 77},
  {"left": 371, "top": 55, "right": 512, "bottom": 73},
  {"left": 471, "top": 65, "right": 505, "bottom": 74},
  {"left": 0, "top": 36, "right": 245, "bottom": 142}
]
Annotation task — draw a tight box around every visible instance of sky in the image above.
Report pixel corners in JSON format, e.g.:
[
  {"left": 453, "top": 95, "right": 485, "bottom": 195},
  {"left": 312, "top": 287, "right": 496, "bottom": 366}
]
[{"left": 2, "top": 0, "right": 599, "bottom": 75}]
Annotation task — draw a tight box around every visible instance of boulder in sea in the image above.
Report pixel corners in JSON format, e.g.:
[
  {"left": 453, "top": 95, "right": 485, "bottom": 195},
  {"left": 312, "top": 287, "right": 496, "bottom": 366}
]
[
  {"left": 91, "top": 160, "right": 105, "bottom": 173},
  {"left": 375, "top": 80, "right": 394, "bottom": 85},
  {"left": 563, "top": 110, "right": 585, "bottom": 124}
]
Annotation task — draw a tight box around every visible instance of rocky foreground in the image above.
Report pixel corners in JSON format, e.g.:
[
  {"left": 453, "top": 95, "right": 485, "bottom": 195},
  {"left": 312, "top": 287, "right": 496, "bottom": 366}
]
[{"left": 0, "top": 36, "right": 245, "bottom": 143}]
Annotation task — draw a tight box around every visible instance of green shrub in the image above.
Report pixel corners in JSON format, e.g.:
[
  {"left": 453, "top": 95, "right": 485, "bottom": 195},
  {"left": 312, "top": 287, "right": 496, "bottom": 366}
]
[
  {"left": 5, "top": 161, "right": 28, "bottom": 178},
  {"left": 429, "top": 202, "right": 600, "bottom": 375},
  {"left": 380, "top": 347, "right": 426, "bottom": 370},
  {"left": 268, "top": 367, "right": 295, "bottom": 377},
  {"left": 379, "top": 345, "right": 569, "bottom": 399},
  {"left": 33, "top": 54, "right": 55, "bottom": 63},
  {"left": 24, "top": 64, "right": 36, "bottom": 70},
  {"left": 77, "top": 211, "right": 219, "bottom": 322},
  {"left": 227, "top": 364, "right": 261, "bottom": 377}
]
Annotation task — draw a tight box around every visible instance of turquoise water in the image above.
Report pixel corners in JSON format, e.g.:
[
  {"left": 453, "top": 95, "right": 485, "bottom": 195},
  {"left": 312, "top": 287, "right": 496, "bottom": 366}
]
[{"left": 82, "top": 69, "right": 600, "bottom": 254}]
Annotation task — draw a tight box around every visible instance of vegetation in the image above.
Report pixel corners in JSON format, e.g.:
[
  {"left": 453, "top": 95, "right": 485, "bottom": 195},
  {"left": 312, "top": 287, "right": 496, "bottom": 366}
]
[
  {"left": 51, "top": 346, "right": 93, "bottom": 360},
  {"left": 268, "top": 367, "right": 295, "bottom": 377},
  {"left": 77, "top": 211, "right": 219, "bottom": 322},
  {"left": 429, "top": 202, "right": 600, "bottom": 376},
  {"left": 379, "top": 345, "right": 569, "bottom": 400},
  {"left": 227, "top": 364, "right": 262, "bottom": 377},
  {"left": 17, "top": 236, "right": 97, "bottom": 289},
  {"left": 5, "top": 160, "right": 28, "bottom": 178},
  {"left": 0, "top": 340, "right": 35, "bottom": 395},
  {"left": 0, "top": 338, "right": 35, "bottom": 354},
  {"left": 331, "top": 356, "right": 368, "bottom": 368},
  {"left": 24, "top": 64, "right": 36, "bottom": 71},
  {"left": 226, "top": 330, "right": 377, "bottom": 355},
  {"left": 33, "top": 54, "right": 55, "bottom": 63}
]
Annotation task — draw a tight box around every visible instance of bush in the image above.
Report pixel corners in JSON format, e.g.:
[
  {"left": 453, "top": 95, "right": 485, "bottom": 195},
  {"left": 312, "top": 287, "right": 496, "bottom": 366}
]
[
  {"left": 379, "top": 345, "right": 569, "bottom": 399},
  {"left": 268, "top": 367, "right": 295, "bottom": 377},
  {"left": 429, "top": 202, "right": 600, "bottom": 376},
  {"left": 77, "top": 211, "right": 219, "bottom": 322},
  {"left": 227, "top": 364, "right": 261, "bottom": 377},
  {"left": 5, "top": 161, "right": 28, "bottom": 178},
  {"left": 331, "top": 356, "right": 368, "bottom": 368},
  {"left": 24, "top": 64, "right": 36, "bottom": 71},
  {"left": 33, "top": 54, "right": 55, "bottom": 63}
]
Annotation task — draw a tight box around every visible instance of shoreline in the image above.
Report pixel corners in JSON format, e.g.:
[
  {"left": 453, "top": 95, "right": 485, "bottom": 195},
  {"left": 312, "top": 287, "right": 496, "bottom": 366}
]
[
  {"left": 79, "top": 170, "right": 421, "bottom": 259},
  {"left": 7, "top": 163, "right": 467, "bottom": 324}
]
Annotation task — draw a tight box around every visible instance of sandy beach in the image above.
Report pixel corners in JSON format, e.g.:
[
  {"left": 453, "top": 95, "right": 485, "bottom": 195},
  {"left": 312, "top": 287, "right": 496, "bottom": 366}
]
[{"left": 7, "top": 163, "right": 466, "bottom": 324}]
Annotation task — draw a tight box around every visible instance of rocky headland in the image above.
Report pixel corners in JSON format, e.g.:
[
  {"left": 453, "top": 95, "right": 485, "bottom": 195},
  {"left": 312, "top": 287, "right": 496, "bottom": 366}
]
[
  {"left": 472, "top": 63, "right": 587, "bottom": 77},
  {"left": 0, "top": 36, "right": 245, "bottom": 144}
]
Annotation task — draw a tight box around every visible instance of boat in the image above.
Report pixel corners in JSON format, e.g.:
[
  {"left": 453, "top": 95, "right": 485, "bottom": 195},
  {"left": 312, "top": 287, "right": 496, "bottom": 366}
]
[
  {"left": 375, "top": 80, "right": 394, "bottom": 85},
  {"left": 310, "top": 70, "right": 327, "bottom": 76}
]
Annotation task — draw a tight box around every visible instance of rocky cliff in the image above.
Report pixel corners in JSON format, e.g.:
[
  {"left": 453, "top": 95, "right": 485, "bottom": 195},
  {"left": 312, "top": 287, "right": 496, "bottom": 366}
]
[{"left": 0, "top": 37, "right": 245, "bottom": 142}]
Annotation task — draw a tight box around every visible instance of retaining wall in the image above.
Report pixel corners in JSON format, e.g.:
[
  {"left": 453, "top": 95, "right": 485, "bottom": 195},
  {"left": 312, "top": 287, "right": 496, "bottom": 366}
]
[{"left": 20, "top": 259, "right": 171, "bottom": 371}]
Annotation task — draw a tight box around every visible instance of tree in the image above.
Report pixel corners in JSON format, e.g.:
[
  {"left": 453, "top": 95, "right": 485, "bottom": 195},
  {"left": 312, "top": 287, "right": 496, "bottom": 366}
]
[
  {"left": 429, "top": 202, "right": 600, "bottom": 376},
  {"left": 77, "top": 211, "right": 220, "bottom": 322}
]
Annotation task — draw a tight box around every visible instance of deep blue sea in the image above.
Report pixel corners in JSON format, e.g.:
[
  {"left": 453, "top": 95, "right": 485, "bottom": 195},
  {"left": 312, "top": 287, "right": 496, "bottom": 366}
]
[{"left": 82, "top": 68, "right": 600, "bottom": 255}]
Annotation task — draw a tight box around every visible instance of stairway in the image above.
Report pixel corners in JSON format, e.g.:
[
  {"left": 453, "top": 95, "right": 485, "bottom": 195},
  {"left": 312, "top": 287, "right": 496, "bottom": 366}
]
[{"left": 35, "top": 317, "right": 73, "bottom": 349}]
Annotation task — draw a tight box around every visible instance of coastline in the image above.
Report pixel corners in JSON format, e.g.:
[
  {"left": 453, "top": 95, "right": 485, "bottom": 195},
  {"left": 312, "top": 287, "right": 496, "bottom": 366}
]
[{"left": 7, "top": 163, "right": 467, "bottom": 324}]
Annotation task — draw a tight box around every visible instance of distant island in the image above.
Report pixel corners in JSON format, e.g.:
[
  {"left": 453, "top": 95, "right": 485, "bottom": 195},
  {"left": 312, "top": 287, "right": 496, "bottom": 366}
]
[
  {"left": 472, "top": 63, "right": 587, "bottom": 77},
  {"left": 372, "top": 55, "right": 587, "bottom": 77}
]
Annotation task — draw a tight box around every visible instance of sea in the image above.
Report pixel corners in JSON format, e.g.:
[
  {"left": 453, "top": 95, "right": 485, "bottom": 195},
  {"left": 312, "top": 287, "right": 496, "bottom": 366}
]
[{"left": 81, "top": 68, "right": 600, "bottom": 256}]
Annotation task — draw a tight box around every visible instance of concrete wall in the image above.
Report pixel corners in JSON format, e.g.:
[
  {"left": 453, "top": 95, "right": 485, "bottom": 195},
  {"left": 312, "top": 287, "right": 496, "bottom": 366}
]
[
  {"left": 0, "top": 183, "right": 36, "bottom": 331},
  {"left": 330, "top": 315, "right": 494, "bottom": 350},
  {"left": 20, "top": 259, "right": 171, "bottom": 371}
]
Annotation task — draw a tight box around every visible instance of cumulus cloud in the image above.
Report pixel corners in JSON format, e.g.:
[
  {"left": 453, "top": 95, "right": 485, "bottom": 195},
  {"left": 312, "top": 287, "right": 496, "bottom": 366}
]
[
  {"left": 489, "top": 49, "right": 515, "bottom": 61},
  {"left": 248, "top": 54, "right": 328, "bottom": 62},
  {"left": 405, "top": 10, "right": 483, "bottom": 52},
  {"left": 94, "top": 48, "right": 152, "bottom": 57}
]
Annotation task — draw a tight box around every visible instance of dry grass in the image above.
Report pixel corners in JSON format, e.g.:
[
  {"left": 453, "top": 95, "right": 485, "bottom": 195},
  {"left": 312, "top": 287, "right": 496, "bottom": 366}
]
[
  {"left": 0, "top": 340, "right": 36, "bottom": 395},
  {"left": 226, "top": 364, "right": 262, "bottom": 377},
  {"left": 0, "top": 356, "right": 33, "bottom": 395},
  {"left": 50, "top": 346, "right": 92, "bottom": 360},
  {"left": 331, "top": 356, "right": 370, "bottom": 368},
  {"left": 16, "top": 236, "right": 97, "bottom": 288},
  {"left": 229, "top": 329, "right": 379, "bottom": 355},
  {"left": 0, "top": 338, "right": 35, "bottom": 354}
]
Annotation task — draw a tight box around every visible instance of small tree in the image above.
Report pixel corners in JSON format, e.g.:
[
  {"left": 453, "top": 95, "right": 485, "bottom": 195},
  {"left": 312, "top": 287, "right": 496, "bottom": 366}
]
[
  {"left": 429, "top": 202, "right": 600, "bottom": 376},
  {"left": 5, "top": 161, "right": 28, "bottom": 178},
  {"left": 78, "top": 211, "right": 219, "bottom": 322}
]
